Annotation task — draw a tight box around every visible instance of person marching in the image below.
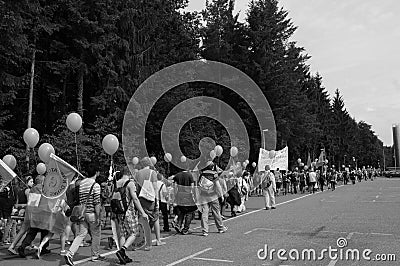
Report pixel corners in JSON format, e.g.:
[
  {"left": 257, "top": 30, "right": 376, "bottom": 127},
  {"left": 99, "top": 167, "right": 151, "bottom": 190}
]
[
  {"left": 261, "top": 165, "right": 276, "bottom": 210},
  {"left": 113, "top": 167, "right": 148, "bottom": 265},
  {"left": 197, "top": 162, "right": 228, "bottom": 236}
]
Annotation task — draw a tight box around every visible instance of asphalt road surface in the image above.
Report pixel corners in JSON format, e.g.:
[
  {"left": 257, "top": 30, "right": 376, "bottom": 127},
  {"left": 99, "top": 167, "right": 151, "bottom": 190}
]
[{"left": 1, "top": 177, "right": 399, "bottom": 266}]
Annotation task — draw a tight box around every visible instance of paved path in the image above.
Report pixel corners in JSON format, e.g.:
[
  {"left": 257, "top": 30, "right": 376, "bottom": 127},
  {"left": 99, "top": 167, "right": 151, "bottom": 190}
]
[{"left": 1, "top": 177, "right": 399, "bottom": 265}]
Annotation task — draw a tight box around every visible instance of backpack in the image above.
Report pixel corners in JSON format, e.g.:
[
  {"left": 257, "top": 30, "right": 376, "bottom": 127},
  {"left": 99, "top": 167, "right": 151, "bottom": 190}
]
[
  {"left": 70, "top": 182, "right": 95, "bottom": 223},
  {"left": 261, "top": 172, "right": 272, "bottom": 189},
  {"left": 198, "top": 170, "right": 217, "bottom": 194},
  {"left": 110, "top": 180, "right": 131, "bottom": 215},
  {"left": 65, "top": 179, "right": 82, "bottom": 216}
]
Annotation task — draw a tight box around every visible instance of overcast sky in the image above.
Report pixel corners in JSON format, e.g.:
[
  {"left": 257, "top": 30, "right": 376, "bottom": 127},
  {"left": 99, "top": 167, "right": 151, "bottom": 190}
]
[{"left": 186, "top": 0, "right": 400, "bottom": 146}]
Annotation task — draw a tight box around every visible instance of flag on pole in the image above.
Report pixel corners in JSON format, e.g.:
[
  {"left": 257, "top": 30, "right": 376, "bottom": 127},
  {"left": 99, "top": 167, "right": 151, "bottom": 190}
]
[
  {"left": 42, "top": 153, "right": 83, "bottom": 199},
  {"left": 316, "top": 149, "right": 326, "bottom": 168},
  {"left": 26, "top": 153, "right": 82, "bottom": 235},
  {"left": 0, "top": 159, "right": 17, "bottom": 190},
  {"left": 307, "top": 152, "right": 312, "bottom": 168}
]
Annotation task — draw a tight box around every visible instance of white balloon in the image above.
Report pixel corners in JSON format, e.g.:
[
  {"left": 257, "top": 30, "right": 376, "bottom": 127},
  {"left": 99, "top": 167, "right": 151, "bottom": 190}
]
[
  {"left": 214, "top": 145, "right": 223, "bottom": 156},
  {"left": 132, "top": 157, "right": 139, "bottom": 165},
  {"left": 230, "top": 146, "right": 238, "bottom": 157},
  {"left": 36, "top": 163, "right": 46, "bottom": 175},
  {"left": 252, "top": 162, "right": 256, "bottom": 167},
  {"left": 180, "top": 155, "right": 187, "bottom": 163},
  {"left": 245, "top": 159, "right": 249, "bottom": 165},
  {"left": 164, "top": 153, "right": 172, "bottom": 162},
  {"left": 66, "top": 113, "right": 82, "bottom": 133},
  {"left": 150, "top": 156, "right": 157, "bottom": 165},
  {"left": 210, "top": 150, "right": 216, "bottom": 159}
]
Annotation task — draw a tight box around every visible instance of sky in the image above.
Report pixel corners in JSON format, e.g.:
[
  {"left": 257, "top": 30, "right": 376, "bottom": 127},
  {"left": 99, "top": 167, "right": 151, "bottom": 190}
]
[{"left": 186, "top": 0, "right": 400, "bottom": 146}]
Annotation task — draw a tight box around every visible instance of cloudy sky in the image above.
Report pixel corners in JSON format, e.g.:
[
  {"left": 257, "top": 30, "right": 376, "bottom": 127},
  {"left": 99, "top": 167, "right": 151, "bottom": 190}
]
[{"left": 187, "top": 0, "right": 400, "bottom": 146}]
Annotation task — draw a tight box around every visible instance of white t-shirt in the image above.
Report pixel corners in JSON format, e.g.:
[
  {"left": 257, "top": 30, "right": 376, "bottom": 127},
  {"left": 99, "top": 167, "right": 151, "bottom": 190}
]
[{"left": 309, "top": 171, "right": 317, "bottom": 183}]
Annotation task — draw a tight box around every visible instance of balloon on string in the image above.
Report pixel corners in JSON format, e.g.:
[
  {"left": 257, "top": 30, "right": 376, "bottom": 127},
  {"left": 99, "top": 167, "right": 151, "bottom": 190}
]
[
  {"left": 23, "top": 128, "right": 39, "bottom": 148},
  {"left": 252, "top": 162, "right": 256, "bottom": 168},
  {"left": 269, "top": 150, "right": 276, "bottom": 159},
  {"left": 102, "top": 134, "right": 119, "bottom": 155},
  {"left": 214, "top": 145, "right": 223, "bottom": 157},
  {"left": 2, "top": 155, "right": 16, "bottom": 170},
  {"left": 242, "top": 162, "right": 247, "bottom": 168},
  {"left": 36, "top": 163, "right": 46, "bottom": 175},
  {"left": 245, "top": 159, "right": 249, "bottom": 165},
  {"left": 210, "top": 150, "right": 216, "bottom": 160},
  {"left": 297, "top": 158, "right": 301, "bottom": 164},
  {"left": 66, "top": 113, "right": 82, "bottom": 133},
  {"left": 150, "top": 156, "right": 157, "bottom": 165},
  {"left": 230, "top": 146, "right": 238, "bottom": 157},
  {"left": 38, "top": 143, "right": 55, "bottom": 163},
  {"left": 164, "top": 153, "right": 172, "bottom": 162},
  {"left": 132, "top": 157, "right": 139, "bottom": 165},
  {"left": 180, "top": 156, "right": 186, "bottom": 163}
]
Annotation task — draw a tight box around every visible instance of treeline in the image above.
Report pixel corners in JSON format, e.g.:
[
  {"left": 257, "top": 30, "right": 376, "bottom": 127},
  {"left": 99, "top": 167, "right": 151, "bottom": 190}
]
[{"left": 0, "top": 0, "right": 390, "bottom": 175}]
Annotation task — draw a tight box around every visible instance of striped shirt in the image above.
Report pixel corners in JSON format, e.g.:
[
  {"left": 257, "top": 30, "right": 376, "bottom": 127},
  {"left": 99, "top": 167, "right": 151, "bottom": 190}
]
[{"left": 78, "top": 178, "right": 101, "bottom": 214}]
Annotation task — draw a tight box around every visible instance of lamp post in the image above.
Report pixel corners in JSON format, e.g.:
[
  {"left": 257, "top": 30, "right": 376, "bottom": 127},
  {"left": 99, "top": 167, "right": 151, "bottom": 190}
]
[{"left": 262, "top": 129, "right": 268, "bottom": 150}]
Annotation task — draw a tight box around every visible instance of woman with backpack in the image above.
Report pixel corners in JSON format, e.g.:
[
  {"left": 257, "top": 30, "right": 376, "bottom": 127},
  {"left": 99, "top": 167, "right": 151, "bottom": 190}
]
[{"left": 111, "top": 166, "right": 149, "bottom": 265}]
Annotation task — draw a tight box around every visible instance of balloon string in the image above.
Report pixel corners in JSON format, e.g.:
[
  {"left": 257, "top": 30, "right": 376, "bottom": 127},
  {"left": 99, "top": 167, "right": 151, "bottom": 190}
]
[
  {"left": 32, "top": 148, "right": 37, "bottom": 166},
  {"left": 75, "top": 133, "right": 80, "bottom": 171}
]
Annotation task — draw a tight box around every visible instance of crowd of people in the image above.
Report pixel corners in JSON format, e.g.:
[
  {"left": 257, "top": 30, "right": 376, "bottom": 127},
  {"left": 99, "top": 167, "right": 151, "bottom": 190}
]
[{"left": 0, "top": 157, "right": 380, "bottom": 265}]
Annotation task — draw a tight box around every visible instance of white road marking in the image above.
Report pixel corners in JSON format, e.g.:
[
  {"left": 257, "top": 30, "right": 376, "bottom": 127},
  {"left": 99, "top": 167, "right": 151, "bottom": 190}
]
[
  {"left": 166, "top": 248, "right": 212, "bottom": 266},
  {"left": 359, "top": 201, "right": 399, "bottom": 203},
  {"left": 346, "top": 232, "right": 354, "bottom": 239},
  {"left": 370, "top": 232, "right": 393, "bottom": 236},
  {"left": 72, "top": 250, "right": 117, "bottom": 265},
  {"left": 70, "top": 235, "right": 175, "bottom": 265},
  {"left": 192, "top": 257, "right": 234, "bottom": 263},
  {"left": 327, "top": 259, "right": 338, "bottom": 266}
]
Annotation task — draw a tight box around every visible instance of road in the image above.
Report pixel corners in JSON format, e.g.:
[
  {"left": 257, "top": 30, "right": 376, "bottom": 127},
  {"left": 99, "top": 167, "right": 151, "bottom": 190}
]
[{"left": 1, "top": 177, "right": 399, "bottom": 266}]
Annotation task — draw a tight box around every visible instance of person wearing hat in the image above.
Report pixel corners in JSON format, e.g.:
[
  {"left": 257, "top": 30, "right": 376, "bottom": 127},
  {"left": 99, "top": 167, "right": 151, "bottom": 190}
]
[{"left": 261, "top": 165, "right": 276, "bottom": 210}]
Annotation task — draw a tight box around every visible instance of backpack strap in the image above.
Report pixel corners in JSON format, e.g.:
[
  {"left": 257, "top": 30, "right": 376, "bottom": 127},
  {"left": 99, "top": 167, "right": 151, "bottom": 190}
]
[
  {"left": 81, "top": 182, "right": 96, "bottom": 206},
  {"left": 123, "top": 180, "right": 131, "bottom": 188},
  {"left": 75, "top": 179, "right": 81, "bottom": 204},
  {"left": 122, "top": 180, "right": 132, "bottom": 207}
]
